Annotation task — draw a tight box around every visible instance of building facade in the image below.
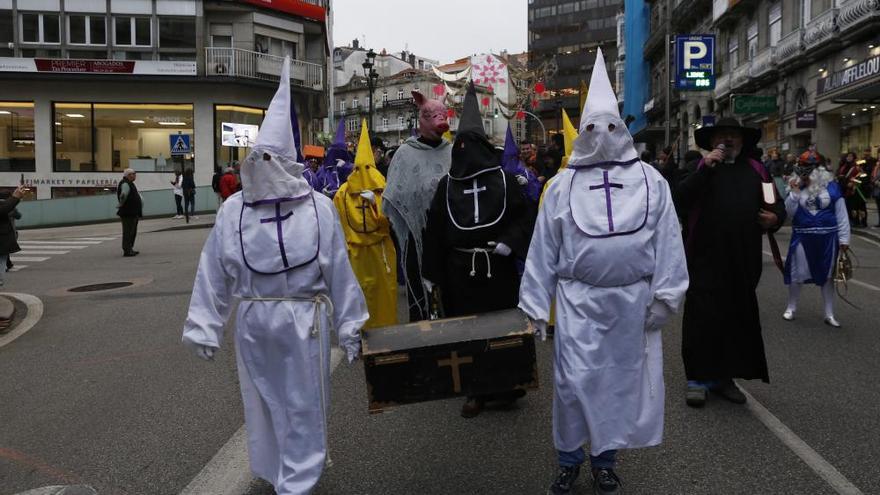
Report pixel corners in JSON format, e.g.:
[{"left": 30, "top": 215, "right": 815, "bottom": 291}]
[
  {"left": 0, "top": 0, "right": 330, "bottom": 200},
  {"left": 527, "top": 0, "right": 623, "bottom": 139},
  {"left": 636, "top": 0, "right": 880, "bottom": 161}
]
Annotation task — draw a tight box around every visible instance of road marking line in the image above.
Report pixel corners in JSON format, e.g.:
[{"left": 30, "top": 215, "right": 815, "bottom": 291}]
[
  {"left": 179, "top": 348, "right": 344, "bottom": 495},
  {"left": 739, "top": 386, "right": 865, "bottom": 495},
  {"left": 0, "top": 292, "right": 44, "bottom": 349},
  {"left": 849, "top": 279, "right": 880, "bottom": 292},
  {"left": 852, "top": 235, "right": 880, "bottom": 248},
  {"left": 18, "top": 244, "right": 88, "bottom": 249},
  {"left": 762, "top": 252, "right": 878, "bottom": 291},
  {"left": 16, "top": 240, "right": 101, "bottom": 245},
  {"left": 17, "top": 250, "right": 70, "bottom": 255},
  {"left": 68, "top": 237, "right": 116, "bottom": 241},
  {"left": 10, "top": 256, "right": 50, "bottom": 262},
  {"left": 8, "top": 265, "right": 28, "bottom": 272}
]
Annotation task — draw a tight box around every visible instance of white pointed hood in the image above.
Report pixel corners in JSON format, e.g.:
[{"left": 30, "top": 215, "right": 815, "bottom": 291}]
[
  {"left": 241, "top": 56, "right": 312, "bottom": 204},
  {"left": 568, "top": 47, "right": 638, "bottom": 168}
]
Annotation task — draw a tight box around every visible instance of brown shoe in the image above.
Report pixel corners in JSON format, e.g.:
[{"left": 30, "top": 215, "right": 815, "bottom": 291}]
[{"left": 460, "top": 397, "right": 484, "bottom": 418}]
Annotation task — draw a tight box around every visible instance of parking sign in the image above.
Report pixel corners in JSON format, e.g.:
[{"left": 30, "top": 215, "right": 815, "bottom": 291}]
[{"left": 676, "top": 35, "right": 715, "bottom": 90}]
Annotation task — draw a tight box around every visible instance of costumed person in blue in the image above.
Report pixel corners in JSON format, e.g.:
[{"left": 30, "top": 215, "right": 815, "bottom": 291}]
[
  {"left": 501, "top": 124, "right": 542, "bottom": 204},
  {"left": 782, "top": 149, "right": 850, "bottom": 327},
  {"left": 519, "top": 48, "right": 688, "bottom": 495},
  {"left": 422, "top": 81, "right": 536, "bottom": 418},
  {"left": 181, "top": 57, "right": 368, "bottom": 495},
  {"left": 316, "top": 119, "right": 354, "bottom": 197}
]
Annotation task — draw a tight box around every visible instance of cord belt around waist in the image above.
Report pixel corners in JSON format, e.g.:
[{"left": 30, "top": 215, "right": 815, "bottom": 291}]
[
  {"left": 454, "top": 247, "right": 493, "bottom": 279},
  {"left": 241, "top": 294, "right": 334, "bottom": 337}
]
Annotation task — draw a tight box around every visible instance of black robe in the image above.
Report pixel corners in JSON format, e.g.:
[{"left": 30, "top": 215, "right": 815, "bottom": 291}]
[
  {"left": 674, "top": 157, "right": 786, "bottom": 383},
  {"left": 422, "top": 171, "right": 535, "bottom": 317}
]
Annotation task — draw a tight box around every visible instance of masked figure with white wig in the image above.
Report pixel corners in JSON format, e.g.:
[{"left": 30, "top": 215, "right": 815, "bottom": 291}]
[
  {"left": 782, "top": 150, "right": 850, "bottom": 327},
  {"left": 518, "top": 48, "right": 688, "bottom": 495},
  {"left": 181, "top": 58, "right": 368, "bottom": 495}
]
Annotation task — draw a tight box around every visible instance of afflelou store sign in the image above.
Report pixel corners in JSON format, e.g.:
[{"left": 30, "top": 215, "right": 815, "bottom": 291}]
[{"left": 817, "top": 55, "right": 880, "bottom": 97}]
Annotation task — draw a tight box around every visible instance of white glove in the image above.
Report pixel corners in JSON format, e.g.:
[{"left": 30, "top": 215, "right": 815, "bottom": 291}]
[
  {"left": 185, "top": 340, "right": 217, "bottom": 361},
  {"left": 492, "top": 242, "right": 512, "bottom": 257},
  {"left": 516, "top": 175, "right": 528, "bottom": 186},
  {"left": 529, "top": 319, "right": 548, "bottom": 341},
  {"left": 422, "top": 278, "right": 435, "bottom": 294},
  {"left": 345, "top": 342, "right": 361, "bottom": 363},
  {"left": 645, "top": 299, "right": 672, "bottom": 332},
  {"left": 359, "top": 190, "right": 376, "bottom": 205}
]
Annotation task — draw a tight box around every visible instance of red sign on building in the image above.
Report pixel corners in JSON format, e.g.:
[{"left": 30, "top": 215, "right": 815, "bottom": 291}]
[{"left": 238, "top": 0, "right": 326, "bottom": 22}]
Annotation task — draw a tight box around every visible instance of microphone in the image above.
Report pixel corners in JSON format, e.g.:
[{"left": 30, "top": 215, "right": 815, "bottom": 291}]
[{"left": 716, "top": 143, "right": 734, "bottom": 164}]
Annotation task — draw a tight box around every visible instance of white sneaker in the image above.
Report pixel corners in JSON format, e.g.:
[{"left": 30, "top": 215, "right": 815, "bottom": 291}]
[
  {"left": 174, "top": 215, "right": 184, "bottom": 219},
  {"left": 824, "top": 316, "right": 841, "bottom": 328},
  {"left": 782, "top": 310, "right": 795, "bottom": 321},
  {"left": 191, "top": 215, "right": 199, "bottom": 220}
]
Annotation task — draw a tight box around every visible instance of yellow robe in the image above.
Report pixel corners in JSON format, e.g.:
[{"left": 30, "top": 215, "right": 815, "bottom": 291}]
[{"left": 333, "top": 185, "right": 398, "bottom": 329}]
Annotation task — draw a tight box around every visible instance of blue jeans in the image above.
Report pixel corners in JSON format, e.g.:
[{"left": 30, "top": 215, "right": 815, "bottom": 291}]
[{"left": 558, "top": 448, "right": 617, "bottom": 469}]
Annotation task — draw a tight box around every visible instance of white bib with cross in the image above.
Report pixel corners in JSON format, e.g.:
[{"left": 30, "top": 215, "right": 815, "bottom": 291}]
[
  {"left": 239, "top": 194, "right": 320, "bottom": 274},
  {"left": 569, "top": 162, "right": 650, "bottom": 238}
]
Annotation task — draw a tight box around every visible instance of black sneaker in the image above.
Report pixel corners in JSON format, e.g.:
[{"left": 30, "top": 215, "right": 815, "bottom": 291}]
[
  {"left": 592, "top": 468, "right": 621, "bottom": 495},
  {"left": 711, "top": 380, "right": 746, "bottom": 404},
  {"left": 548, "top": 465, "right": 580, "bottom": 495}
]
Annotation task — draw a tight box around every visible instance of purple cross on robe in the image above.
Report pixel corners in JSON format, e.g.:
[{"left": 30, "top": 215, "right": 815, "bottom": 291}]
[{"left": 589, "top": 170, "right": 624, "bottom": 232}]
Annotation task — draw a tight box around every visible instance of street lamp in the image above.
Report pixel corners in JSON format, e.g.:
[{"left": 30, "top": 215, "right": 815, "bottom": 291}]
[{"left": 362, "top": 48, "right": 379, "bottom": 134}]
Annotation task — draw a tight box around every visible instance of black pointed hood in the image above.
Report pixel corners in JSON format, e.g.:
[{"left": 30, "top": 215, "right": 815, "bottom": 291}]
[{"left": 449, "top": 81, "right": 499, "bottom": 179}]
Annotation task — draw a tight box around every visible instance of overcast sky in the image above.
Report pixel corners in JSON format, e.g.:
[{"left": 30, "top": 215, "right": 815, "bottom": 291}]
[{"left": 331, "top": 0, "right": 527, "bottom": 65}]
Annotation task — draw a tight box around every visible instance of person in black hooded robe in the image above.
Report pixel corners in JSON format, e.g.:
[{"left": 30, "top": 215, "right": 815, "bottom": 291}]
[{"left": 422, "top": 82, "right": 536, "bottom": 418}]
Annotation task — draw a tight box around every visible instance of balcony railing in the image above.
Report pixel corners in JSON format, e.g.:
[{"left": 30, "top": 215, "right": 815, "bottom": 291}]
[
  {"left": 204, "top": 48, "right": 324, "bottom": 90},
  {"left": 750, "top": 47, "right": 777, "bottom": 78},
  {"left": 775, "top": 29, "right": 804, "bottom": 66},
  {"left": 838, "top": 0, "right": 880, "bottom": 35},
  {"left": 731, "top": 62, "right": 750, "bottom": 89},
  {"left": 803, "top": 9, "right": 839, "bottom": 50},
  {"left": 714, "top": 72, "right": 731, "bottom": 99}
]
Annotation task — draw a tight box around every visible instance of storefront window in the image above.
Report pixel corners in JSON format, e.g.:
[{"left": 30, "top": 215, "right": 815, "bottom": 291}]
[
  {"left": 214, "top": 104, "right": 265, "bottom": 171},
  {"left": 0, "top": 11, "right": 14, "bottom": 56},
  {"left": 0, "top": 186, "right": 37, "bottom": 200},
  {"left": 0, "top": 102, "right": 36, "bottom": 172},
  {"left": 54, "top": 103, "right": 194, "bottom": 173},
  {"left": 51, "top": 187, "right": 114, "bottom": 198}
]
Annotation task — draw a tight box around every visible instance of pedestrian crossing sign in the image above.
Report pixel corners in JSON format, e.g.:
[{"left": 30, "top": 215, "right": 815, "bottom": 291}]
[{"left": 170, "top": 134, "right": 192, "bottom": 155}]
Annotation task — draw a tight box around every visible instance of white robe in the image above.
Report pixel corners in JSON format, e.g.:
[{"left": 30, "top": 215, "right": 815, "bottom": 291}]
[
  {"left": 519, "top": 163, "right": 688, "bottom": 455},
  {"left": 183, "top": 191, "right": 368, "bottom": 495}
]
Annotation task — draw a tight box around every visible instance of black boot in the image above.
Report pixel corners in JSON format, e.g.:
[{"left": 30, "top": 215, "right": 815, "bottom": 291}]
[
  {"left": 592, "top": 468, "right": 621, "bottom": 495},
  {"left": 548, "top": 465, "right": 580, "bottom": 495}
]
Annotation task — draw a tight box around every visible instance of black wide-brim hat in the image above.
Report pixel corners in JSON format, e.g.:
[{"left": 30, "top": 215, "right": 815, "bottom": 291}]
[{"left": 694, "top": 117, "right": 761, "bottom": 151}]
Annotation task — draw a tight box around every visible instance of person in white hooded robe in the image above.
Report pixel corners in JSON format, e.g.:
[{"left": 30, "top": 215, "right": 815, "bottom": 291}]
[
  {"left": 182, "top": 57, "right": 368, "bottom": 495},
  {"left": 518, "top": 49, "right": 689, "bottom": 495}
]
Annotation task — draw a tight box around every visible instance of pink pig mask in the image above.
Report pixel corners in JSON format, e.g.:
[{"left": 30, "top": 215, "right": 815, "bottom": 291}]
[{"left": 412, "top": 91, "right": 449, "bottom": 141}]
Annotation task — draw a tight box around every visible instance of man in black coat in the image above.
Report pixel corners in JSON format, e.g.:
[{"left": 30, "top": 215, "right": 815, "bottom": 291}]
[
  {"left": 675, "top": 118, "right": 786, "bottom": 407},
  {"left": 117, "top": 169, "right": 143, "bottom": 257}
]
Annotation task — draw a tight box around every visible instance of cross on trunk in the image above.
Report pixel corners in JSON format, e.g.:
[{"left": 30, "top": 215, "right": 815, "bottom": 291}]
[
  {"left": 463, "top": 179, "right": 487, "bottom": 223},
  {"left": 355, "top": 198, "right": 371, "bottom": 232},
  {"left": 437, "top": 351, "right": 473, "bottom": 394},
  {"left": 260, "top": 203, "right": 294, "bottom": 268},
  {"left": 588, "top": 170, "right": 624, "bottom": 232}
]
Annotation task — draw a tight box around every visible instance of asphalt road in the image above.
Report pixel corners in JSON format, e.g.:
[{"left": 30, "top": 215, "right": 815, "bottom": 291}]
[{"left": 1, "top": 217, "right": 879, "bottom": 495}]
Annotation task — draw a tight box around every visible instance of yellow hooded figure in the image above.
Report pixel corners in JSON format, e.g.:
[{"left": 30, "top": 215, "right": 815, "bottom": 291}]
[
  {"left": 333, "top": 120, "right": 398, "bottom": 329},
  {"left": 560, "top": 108, "right": 578, "bottom": 170}
]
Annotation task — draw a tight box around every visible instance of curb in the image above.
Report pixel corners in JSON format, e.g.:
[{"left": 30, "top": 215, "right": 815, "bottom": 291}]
[
  {"left": 0, "top": 293, "right": 44, "bottom": 349},
  {"left": 0, "top": 294, "right": 15, "bottom": 329}
]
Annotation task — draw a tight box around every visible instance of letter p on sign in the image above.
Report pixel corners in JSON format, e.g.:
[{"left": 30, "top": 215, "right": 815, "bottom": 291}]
[{"left": 683, "top": 41, "right": 707, "bottom": 69}]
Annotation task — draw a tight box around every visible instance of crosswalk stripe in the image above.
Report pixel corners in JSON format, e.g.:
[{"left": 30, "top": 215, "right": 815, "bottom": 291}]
[
  {"left": 8, "top": 265, "right": 28, "bottom": 272},
  {"left": 17, "top": 250, "right": 70, "bottom": 255},
  {"left": 10, "top": 256, "right": 50, "bottom": 262},
  {"left": 18, "top": 244, "right": 89, "bottom": 249},
  {"left": 69, "top": 237, "right": 116, "bottom": 241},
  {"left": 17, "top": 240, "right": 101, "bottom": 245}
]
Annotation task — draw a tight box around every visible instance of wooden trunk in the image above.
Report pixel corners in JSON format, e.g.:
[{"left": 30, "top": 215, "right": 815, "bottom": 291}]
[{"left": 361, "top": 309, "right": 538, "bottom": 413}]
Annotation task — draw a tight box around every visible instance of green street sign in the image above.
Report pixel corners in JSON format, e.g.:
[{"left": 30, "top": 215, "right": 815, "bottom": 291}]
[{"left": 733, "top": 95, "right": 777, "bottom": 114}]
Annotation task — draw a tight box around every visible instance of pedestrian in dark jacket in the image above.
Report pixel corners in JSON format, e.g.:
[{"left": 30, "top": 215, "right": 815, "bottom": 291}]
[
  {"left": 0, "top": 185, "right": 27, "bottom": 285},
  {"left": 182, "top": 168, "right": 197, "bottom": 219},
  {"left": 117, "top": 168, "right": 143, "bottom": 257}
]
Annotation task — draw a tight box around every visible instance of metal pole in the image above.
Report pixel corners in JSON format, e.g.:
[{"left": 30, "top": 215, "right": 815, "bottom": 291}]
[
  {"left": 664, "top": 0, "right": 672, "bottom": 147},
  {"left": 521, "top": 111, "right": 548, "bottom": 144},
  {"left": 368, "top": 78, "right": 374, "bottom": 133}
]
